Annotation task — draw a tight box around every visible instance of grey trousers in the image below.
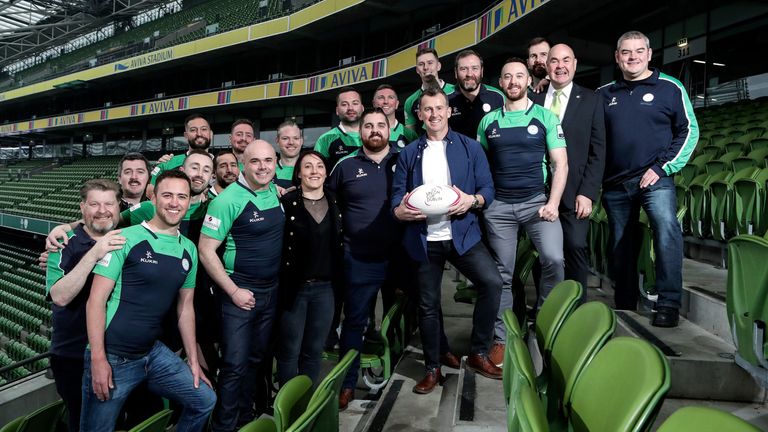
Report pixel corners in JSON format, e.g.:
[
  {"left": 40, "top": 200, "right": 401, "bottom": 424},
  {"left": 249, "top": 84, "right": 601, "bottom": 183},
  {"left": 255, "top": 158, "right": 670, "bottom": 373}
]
[{"left": 484, "top": 194, "right": 565, "bottom": 342}]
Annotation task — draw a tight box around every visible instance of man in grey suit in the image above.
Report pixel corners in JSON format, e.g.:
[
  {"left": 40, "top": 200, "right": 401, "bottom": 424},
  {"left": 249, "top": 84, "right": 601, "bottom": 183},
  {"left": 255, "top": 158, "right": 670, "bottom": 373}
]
[{"left": 532, "top": 43, "right": 606, "bottom": 299}]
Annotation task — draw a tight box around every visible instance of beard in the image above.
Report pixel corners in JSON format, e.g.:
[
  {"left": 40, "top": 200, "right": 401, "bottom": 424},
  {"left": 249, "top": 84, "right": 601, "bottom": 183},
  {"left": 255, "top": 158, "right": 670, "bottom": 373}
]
[
  {"left": 189, "top": 136, "right": 211, "bottom": 150},
  {"left": 459, "top": 76, "right": 480, "bottom": 92},
  {"left": 363, "top": 135, "right": 388, "bottom": 153},
  {"left": 531, "top": 63, "right": 547, "bottom": 80},
  {"left": 218, "top": 173, "right": 237, "bottom": 187}
]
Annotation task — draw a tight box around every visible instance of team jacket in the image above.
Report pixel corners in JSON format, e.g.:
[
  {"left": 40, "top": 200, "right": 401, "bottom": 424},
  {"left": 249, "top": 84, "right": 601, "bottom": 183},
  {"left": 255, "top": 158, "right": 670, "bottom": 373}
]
[{"left": 597, "top": 68, "right": 699, "bottom": 186}]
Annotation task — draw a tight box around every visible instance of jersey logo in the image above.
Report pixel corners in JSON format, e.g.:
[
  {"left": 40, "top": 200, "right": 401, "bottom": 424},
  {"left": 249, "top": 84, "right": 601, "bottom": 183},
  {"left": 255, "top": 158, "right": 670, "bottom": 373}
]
[
  {"left": 642, "top": 93, "right": 654, "bottom": 102},
  {"left": 527, "top": 125, "right": 539, "bottom": 135},
  {"left": 181, "top": 258, "right": 190, "bottom": 271},
  {"left": 355, "top": 168, "right": 368, "bottom": 178},
  {"left": 337, "top": 144, "right": 345, "bottom": 154},
  {"left": 556, "top": 124, "right": 565, "bottom": 140},
  {"left": 129, "top": 203, "right": 141, "bottom": 212},
  {"left": 452, "top": 106, "right": 461, "bottom": 115},
  {"left": 397, "top": 139, "right": 406, "bottom": 148},
  {"left": 487, "top": 128, "right": 501, "bottom": 139},
  {"left": 140, "top": 251, "right": 159, "bottom": 265},
  {"left": 151, "top": 166, "right": 161, "bottom": 176},
  {"left": 203, "top": 215, "right": 221, "bottom": 230},
  {"left": 250, "top": 210, "right": 265, "bottom": 223},
  {"left": 96, "top": 252, "right": 112, "bottom": 267},
  {"left": 608, "top": 97, "right": 618, "bottom": 107},
  {"left": 482, "top": 103, "right": 491, "bottom": 112}
]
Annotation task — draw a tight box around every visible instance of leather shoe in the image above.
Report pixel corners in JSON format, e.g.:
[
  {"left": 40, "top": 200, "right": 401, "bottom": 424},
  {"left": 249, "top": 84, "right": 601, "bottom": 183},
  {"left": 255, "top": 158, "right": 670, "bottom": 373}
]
[
  {"left": 652, "top": 306, "right": 679, "bottom": 328},
  {"left": 413, "top": 368, "right": 443, "bottom": 394},
  {"left": 338, "top": 388, "right": 354, "bottom": 411},
  {"left": 467, "top": 353, "right": 502, "bottom": 380},
  {"left": 488, "top": 342, "right": 505, "bottom": 367},
  {"left": 440, "top": 352, "right": 461, "bottom": 369}
]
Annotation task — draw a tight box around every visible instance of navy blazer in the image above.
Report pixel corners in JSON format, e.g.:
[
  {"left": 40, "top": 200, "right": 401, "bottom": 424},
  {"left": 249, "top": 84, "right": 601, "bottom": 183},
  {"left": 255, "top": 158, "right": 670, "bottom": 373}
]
[
  {"left": 391, "top": 129, "right": 494, "bottom": 262},
  {"left": 533, "top": 83, "right": 606, "bottom": 209}
]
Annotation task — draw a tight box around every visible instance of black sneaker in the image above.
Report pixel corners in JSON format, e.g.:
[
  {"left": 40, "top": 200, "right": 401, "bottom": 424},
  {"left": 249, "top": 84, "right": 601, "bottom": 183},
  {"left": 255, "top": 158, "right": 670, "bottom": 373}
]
[{"left": 652, "top": 306, "right": 679, "bottom": 328}]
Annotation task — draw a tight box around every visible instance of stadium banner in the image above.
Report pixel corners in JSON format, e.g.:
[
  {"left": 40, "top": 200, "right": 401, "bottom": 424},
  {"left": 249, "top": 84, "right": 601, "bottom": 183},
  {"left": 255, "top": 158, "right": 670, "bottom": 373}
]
[
  {"left": 0, "top": 0, "right": 362, "bottom": 104},
  {"left": 0, "top": 212, "right": 54, "bottom": 236},
  {"left": 0, "top": 0, "right": 550, "bottom": 135}
]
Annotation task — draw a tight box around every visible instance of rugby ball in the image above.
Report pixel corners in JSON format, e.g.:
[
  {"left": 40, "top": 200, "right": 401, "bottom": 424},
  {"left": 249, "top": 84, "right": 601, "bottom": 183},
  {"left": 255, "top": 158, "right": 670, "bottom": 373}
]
[{"left": 405, "top": 184, "right": 461, "bottom": 216}]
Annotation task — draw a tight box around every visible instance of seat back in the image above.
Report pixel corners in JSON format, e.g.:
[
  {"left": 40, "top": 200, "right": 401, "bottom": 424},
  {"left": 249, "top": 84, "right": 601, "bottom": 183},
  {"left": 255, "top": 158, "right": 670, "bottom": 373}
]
[
  {"left": 128, "top": 409, "right": 172, "bottom": 432},
  {"left": 505, "top": 337, "right": 537, "bottom": 425},
  {"left": 310, "top": 349, "right": 356, "bottom": 432},
  {"left": 286, "top": 388, "right": 333, "bottom": 432},
  {"left": 274, "top": 375, "right": 313, "bottom": 432},
  {"left": 17, "top": 399, "right": 63, "bottom": 432},
  {"left": 534, "top": 280, "right": 582, "bottom": 362},
  {"left": 656, "top": 406, "right": 761, "bottom": 432},
  {"left": 549, "top": 302, "right": 616, "bottom": 415},
  {"left": 502, "top": 308, "right": 523, "bottom": 341},
  {"left": 727, "top": 235, "right": 768, "bottom": 368},
  {"left": 568, "top": 337, "right": 670, "bottom": 432},
  {"left": 514, "top": 385, "right": 550, "bottom": 432},
  {"left": 239, "top": 418, "right": 278, "bottom": 432}
]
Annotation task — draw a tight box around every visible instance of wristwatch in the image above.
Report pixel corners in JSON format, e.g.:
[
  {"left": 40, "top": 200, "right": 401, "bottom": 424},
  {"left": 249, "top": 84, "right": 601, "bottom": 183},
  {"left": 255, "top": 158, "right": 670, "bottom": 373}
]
[{"left": 471, "top": 195, "right": 480, "bottom": 209}]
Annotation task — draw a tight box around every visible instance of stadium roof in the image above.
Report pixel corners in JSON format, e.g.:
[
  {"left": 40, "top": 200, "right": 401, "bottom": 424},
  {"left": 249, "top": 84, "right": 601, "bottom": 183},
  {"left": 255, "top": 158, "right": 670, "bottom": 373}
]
[{"left": 0, "top": 0, "right": 171, "bottom": 70}]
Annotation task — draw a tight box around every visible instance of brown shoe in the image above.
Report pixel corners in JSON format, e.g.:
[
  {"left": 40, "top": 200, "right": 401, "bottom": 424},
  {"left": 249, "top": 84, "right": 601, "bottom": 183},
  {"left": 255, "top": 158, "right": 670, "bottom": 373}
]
[
  {"left": 488, "top": 342, "right": 505, "bottom": 367},
  {"left": 440, "top": 352, "right": 461, "bottom": 369},
  {"left": 413, "top": 368, "right": 444, "bottom": 394},
  {"left": 338, "top": 388, "right": 354, "bottom": 411},
  {"left": 467, "top": 353, "right": 503, "bottom": 380}
]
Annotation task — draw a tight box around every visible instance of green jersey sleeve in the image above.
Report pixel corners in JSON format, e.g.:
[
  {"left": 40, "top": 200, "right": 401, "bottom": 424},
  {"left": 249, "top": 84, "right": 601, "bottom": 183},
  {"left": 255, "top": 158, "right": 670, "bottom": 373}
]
[
  {"left": 403, "top": 125, "right": 419, "bottom": 142},
  {"left": 181, "top": 240, "right": 198, "bottom": 289},
  {"left": 93, "top": 244, "right": 127, "bottom": 282},
  {"left": 201, "top": 194, "right": 237, "bottom": 241},
  {"left": 121, "top": 201, "right": 155, "bottom": 226},
  {"left": 404, "top": 90, "right": 420, "bottom": 127},
  {"left": 45, "top": 231, "right": 73, "bottom": 294},
  {"left": 313, "top": 133, "right": 332, "bottom": 158},
  {"left": 543, "top": 110, "right": 567, "bottom": 150}
]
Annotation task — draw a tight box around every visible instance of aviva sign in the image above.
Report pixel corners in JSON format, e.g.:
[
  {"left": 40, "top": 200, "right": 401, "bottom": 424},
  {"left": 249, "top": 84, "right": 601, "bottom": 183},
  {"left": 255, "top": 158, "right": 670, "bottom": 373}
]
[{"left": 114, "top": 48, "right": 175, "bottom": 72}]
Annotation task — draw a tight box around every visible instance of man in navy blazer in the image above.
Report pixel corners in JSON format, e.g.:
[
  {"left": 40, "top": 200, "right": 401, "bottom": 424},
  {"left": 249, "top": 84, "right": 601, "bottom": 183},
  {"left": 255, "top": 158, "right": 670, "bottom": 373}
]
[{"left": 532, "top": 43, "right": 606, "bottom": 298}]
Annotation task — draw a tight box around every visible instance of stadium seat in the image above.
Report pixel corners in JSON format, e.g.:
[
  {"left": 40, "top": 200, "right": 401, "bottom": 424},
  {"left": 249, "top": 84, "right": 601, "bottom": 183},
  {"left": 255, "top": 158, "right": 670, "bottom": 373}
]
[
  {"left": 687, "top": 173, "right": 712, "bottom": 237},
  {"left": 513, "top": 385, "right": 549, "bottom": 432},
  {"left": 750, "top": 137, "right": 768, "bottom": 151},
  {"left": 656, "top": 406, "right": 761, "bottom": 432},
  {"left": 708, "top": 170, "right": 735, "bottom": 240},
  {"left": 732, "top": 167, "right": 768, "bottom": 236},
  {"left": 310, "top": 349, "right": 356, "bottom": 432},
  {"left": 274, "top": 375, "right": 312, "bottom": 432},
  {"left": 0, "top": 399, "right": 64, "bottom": 432},
  {"left": 534, "top": 280, "right": 582, "bottom": 363},
  {"left": 504, "top": 337, "right": 537, "bottom": 428},
  {"left": 127, "top": 409, "right": 172, "bottom": 432},
  {"left": 568, "top": 337, "right": 671, "bottom": 432},
  {"left": 727, "top": 235, "right": 768, "bottom": 369},
  {"left": 502, "top": 309, "right": 523, "bottom": 341},
  {"left": 239, "top": 418, "right": 278, "bottom": 432},
  {"left": 546, "top": 302, "right": 616, "bottom": 419},
  {"left": 286, "top": 388, "right": 333, "bottom": 432},
  {"left": 358, "top": 296, "right": 405, "bottom": 391}
]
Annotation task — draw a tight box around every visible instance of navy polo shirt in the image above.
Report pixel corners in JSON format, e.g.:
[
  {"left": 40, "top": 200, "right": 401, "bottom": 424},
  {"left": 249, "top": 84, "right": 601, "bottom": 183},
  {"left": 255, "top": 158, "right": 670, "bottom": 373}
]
[
  {"left": 45, "top": 224, "right": 96, "bottom": 358},
  {"left": 328, "top": 148, "right": 401, "bottom": 260},
  {"left": 448, "top": 84, "right": 505, "bottom": 139}
]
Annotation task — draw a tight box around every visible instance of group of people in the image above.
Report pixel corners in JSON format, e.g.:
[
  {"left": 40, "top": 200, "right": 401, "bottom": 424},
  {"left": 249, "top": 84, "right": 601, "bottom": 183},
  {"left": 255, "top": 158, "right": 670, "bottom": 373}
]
[{"left": 42, "top": 29, "right": 698, "bottom": 432}]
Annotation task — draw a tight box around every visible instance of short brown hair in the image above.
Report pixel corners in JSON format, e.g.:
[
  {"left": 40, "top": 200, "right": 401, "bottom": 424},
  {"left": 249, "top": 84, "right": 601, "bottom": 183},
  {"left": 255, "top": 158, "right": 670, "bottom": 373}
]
[
  {"left": 418, "top": 85, "right": 447, "bottom": 106},
  {"left": 155, "top": 169, "right": 191, "bottom": 192},
  {"left": 277, "top": 120, "right": 302, "bottom": 137},
  {"left": 416, "top": 46, "right": 439, "bottom": 59},
  {"left": 80, "top": 179, "right": 121, "bottom": 202},
  {"left": 336, "top": 87, "right": 360, "bottom": 104},
  {"left": 184, "top": 113, "right": 208, "bottom": 129},
  {"left": 118, "top": 152, "right": 149, "bottom": 174},
  {"left": 454, "top": 49, "right": 483, "bottom": 70},
  {"left": 231, "top": 118, "right": 254, "bottom": 133},
  {"left": 360, "top": 107, "right": 390, "bottom": 129},
  {"left": 527, "top": 37, "right": 551, "bottom": 51}
]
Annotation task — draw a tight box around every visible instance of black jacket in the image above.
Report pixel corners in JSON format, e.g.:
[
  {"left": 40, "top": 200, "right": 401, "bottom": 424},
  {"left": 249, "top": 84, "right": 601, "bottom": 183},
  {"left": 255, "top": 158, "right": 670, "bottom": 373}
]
[{"left": 279, "top": 187, "right": 344, "bottom": 308}]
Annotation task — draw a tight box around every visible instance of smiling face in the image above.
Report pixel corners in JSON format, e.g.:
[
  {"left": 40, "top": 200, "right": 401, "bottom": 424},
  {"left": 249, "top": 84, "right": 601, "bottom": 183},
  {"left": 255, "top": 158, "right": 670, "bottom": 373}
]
[
  {"left": 418, "top": 92, "right": 451, "bottom": 137},
  {"left": 616, "top": 37, "right": 652, "bottom": 80},
  {"left": 336, "top": 91, "right": 363, "bottom": 124},
  {"left": 230, "top": 123, "right": 254, "bottom": 156},
  {"left": 184, "top": 117, "right": 212, "bottom": 150},
  {"left": 373, "top": 88, "right": 399, "bottom": 117},
  {"left": 298, "top": 153, "right": 326, "bottom": 193},
  {"left": 455, "top": 54, "right": 483, "bottom": 93},
  {"left": 152, "top": 177, "right": 190, "bottom": 228},
  {"left": 242, "top": 140, "right": 276, "bottom": 191},
  {"left": 547, "top": 44, "right": 577, "bottom": 89},
  {"left": 215, "top": 152, "right": 239, "bottom": 187},
  {"left": 277, "top": 124, "right": 303, "bottom": 158},
  {"left": 180, "top": 153, "right": 213, "bottom": 195},
  {"left": 360, "top": 111, "right": 390, "bottom": 153},
  {"left": 118, "top": 159, "right": 149, "bottom": 200},
  {"left": 499, "top": 61, "right": 531, "bottom": 102},
  {"left": 416, "top": 52, "right": 441, "bottom": 83},
  {"left": 80, "top": 189, "right": 119, "bottom": 235}
]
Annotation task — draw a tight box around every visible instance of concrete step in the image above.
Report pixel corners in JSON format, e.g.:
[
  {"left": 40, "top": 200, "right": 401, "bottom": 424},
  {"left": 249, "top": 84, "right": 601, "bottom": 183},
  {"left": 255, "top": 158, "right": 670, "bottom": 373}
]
[
  {"left": 679, "top": 257, "right": 732, "bottom": 344},
  {"left": 615, "top": 310, "right": 767, "bottom": 403}
]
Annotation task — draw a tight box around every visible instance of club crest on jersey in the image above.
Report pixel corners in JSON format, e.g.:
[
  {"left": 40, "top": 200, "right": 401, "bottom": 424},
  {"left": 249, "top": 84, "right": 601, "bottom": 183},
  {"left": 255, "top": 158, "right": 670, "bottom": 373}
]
[
  {"left": 608, "top": 97, "right": 618, "bottom": 107},
  {"left": 181, "top": 258, "right": 190, "bottom": 271},
  {"left": 356, "top": 168, "right": 368, "bottom": 178},
  {"left": 482, "top": 103, "right": 491, "bottom": 112},
  {"left": 642, "top": 93, "right": 655, "bottom": 104},
  {"left": 487, "top": 128, "right": 501, "bottom": 139},
  {"left": 141, "top": 251, "right": 158, "bottom": 265},
  {"left": 527, "top": 125, "right": 539, "bottom": 135},
  {"left": 96, "top": 252, "right": 112, "bottom": 267},
  {"left": 250, "top": 210, "right": 264, "bottom": 223},
  {"left": 397, "top": 139, "right": 406, "bottom": 148}
]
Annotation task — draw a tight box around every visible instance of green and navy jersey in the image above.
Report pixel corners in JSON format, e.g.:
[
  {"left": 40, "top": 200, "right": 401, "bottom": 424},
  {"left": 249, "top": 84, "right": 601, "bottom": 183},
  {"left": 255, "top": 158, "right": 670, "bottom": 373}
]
[
  {"left": 404, "top": 81, "right": 456, "bottom": 129},
  {"left": 149, "top": 153, "right": 186, "bottom": 186},
  {"left": 448, "top": 84, "right": 505, "bottom": 138},
  {"left": 46, "top": 225, "right": 95, "bottom": 358},
  {"left": 314, "top": 126, "right": 362, "bottom": 169},
  {"left": 121, "top": 199, "right": 209, "bottom": 242},
  {"left": 93, "top": 222, "right": 197, "bottom": 357},
  {"left": 201, "top": 178, "right": 284, "bottom": 284},
  {"left": 597, "top": 68, "right": 699, "bottom": 186},
  {"left": 477, "top": 103, "right": 566, "bottom": 203},
  {"left": 389, "top": 120, "right": 419, "bottom": 152},
  {"left": 274, "top": 161, "right": 295, "bottom": 189}
]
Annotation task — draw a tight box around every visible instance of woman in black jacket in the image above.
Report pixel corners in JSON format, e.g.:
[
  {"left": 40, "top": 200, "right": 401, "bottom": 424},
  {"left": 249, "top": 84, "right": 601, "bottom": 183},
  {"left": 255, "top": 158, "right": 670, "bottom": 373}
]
[{"left": 276, "top": 150, "right": 344, "bottom": 385}]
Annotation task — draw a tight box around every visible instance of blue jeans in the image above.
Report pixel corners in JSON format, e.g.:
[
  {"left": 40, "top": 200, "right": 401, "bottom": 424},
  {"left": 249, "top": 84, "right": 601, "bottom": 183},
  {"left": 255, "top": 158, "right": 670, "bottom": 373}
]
[
  {"left": 340, "top": 252, "right": 388, "bottom": 389},
  {"left": 417, "top": 241, "right": 502, "bottom": 370},
  {"left": 80, "top": 341, "right": 216, "bottom": 432},
  {"left": 212, "top": 281, "right": 278, "bottom": 432},
  {"left": 276, "top": 280, "right": 335, "bottom": 386},
  {"left": 602, "top": 175, "right": 682, "bottom": 310}
]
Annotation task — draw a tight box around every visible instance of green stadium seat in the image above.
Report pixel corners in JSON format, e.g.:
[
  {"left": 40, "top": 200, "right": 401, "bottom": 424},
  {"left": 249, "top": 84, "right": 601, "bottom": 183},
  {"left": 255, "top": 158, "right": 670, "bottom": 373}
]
[
  {"left": 286, "top": 388, "right": 333, "bottom": 432},
  {"left": 707, "top": 170, "right": 734, "bottom": 240},
  {"left": 274, "top": 375, "right": 312, "bottom": 432},
  {"left": 357, "top": 296, "right": 405, "bottom": 391},
  {"left": 656, "top": 406, "right": 761, "bottom": 432},
  {"left": 504, "top": 337, "right": 537, "bottom": 428},
  {"left": 700, "top": 145, "right": 721, "bottom": 158},
  {"left": 239, "top": 418, "right": 278, "bottom": 432},
  {"left": 127, "top": 409, "right": 172, "bottom": 432},
  {"left": 0, "top": 399, "right": 64, "bottom": 432},
  {"left": 534, "top": 280, "right": 582, "bottom": 364},
  {"left": 750, "top": 137, "right": 768, "bottom": 152},
  {"left": 568, "top": 337, "right": 670, "bottom": 432},
  {"left": 727, "top": 235, "right": 768, "bottom": 369},
  {"left": 309, "top": 349, "right": 356, "bottom": 432},
  {"left": 513, "top": 385, "right": 549, "bottom": 432},
  {"left": 732, "top": 167, "right": 768, "bottom": 236},
  {"left": 687, "top": 173, "right": 712, "bottom": 237}
]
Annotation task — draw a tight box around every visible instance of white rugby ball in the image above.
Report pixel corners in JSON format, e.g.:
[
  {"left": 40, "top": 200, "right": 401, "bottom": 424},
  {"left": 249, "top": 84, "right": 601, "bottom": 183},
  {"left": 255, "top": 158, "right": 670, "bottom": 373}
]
[{"left": 405, "top": 184, "right": 460, "bottom": 216}]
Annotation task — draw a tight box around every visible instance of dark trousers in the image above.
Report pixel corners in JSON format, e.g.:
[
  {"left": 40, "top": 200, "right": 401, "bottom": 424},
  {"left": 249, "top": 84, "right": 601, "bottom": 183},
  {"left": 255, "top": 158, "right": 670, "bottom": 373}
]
[
  {"left": 212, "top": 282, "right": 278, "bottom": 432},
  {"left": 417, "top": 241, "right": 502, "bottom": 370},
  {"left": 51, "top": 355, "right": 84, "bottom": 432},
  {"left": 560, "top": 208, "right": 591, "bottom": 303}
]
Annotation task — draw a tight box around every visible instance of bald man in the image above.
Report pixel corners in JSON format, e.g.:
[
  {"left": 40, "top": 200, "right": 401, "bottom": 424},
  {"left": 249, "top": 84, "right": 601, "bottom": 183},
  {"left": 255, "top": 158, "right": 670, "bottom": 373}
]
[
  {"left": 531, "top": 43, "right": 605, "bottom": 301},
  {"left": 199, "top": 140, "right": 285, "bottom": 431}
]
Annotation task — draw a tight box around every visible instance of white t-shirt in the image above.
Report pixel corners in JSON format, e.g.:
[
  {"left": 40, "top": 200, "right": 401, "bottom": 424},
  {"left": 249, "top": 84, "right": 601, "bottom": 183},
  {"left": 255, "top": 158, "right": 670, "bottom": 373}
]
[{"left": 422, "top": 139, "right": 452, "bottom": 241}]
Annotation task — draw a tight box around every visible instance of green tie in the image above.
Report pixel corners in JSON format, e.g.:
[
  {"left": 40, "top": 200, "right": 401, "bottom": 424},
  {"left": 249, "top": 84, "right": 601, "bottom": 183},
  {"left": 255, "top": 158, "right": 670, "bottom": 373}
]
[{"left": 550, "top": 89, "right": 563, "bottom": 119}]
